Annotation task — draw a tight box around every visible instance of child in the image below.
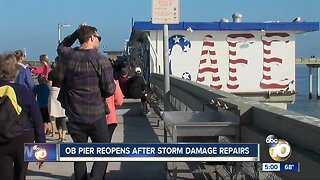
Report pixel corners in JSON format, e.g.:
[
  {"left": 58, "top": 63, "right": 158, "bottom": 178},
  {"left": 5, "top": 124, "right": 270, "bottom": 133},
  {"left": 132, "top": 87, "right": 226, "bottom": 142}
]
[{"left": 33, "top": 75, "right": 51, "bottom": 135}]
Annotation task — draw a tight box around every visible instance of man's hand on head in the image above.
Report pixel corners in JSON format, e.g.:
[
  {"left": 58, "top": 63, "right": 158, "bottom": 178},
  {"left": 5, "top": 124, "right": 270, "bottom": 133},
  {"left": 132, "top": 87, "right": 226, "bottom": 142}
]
[{"left": 78, "top": 23, "right": 87, "bottom": 29}]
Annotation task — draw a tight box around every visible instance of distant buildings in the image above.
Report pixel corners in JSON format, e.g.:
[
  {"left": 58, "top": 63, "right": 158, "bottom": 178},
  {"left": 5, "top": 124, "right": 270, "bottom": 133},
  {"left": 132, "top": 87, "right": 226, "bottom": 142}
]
[{"left": 103, "top": 50, "right": 124, "bottom": 61}]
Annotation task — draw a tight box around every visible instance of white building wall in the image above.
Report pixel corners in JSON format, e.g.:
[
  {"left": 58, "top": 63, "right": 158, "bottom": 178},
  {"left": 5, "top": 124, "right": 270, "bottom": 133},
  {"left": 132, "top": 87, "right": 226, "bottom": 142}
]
[{"left": 149, "top": 30, "right": 296, "bottom": 94}]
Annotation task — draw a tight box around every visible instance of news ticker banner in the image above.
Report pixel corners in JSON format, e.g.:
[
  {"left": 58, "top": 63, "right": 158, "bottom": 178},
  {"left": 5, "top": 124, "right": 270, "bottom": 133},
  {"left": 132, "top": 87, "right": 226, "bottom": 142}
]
[
  {"left": 24, "top": 143, "right": 259, "bottom": 162},
  {"left": 262, "top": 163, "right": 300, "bottom": 172}
]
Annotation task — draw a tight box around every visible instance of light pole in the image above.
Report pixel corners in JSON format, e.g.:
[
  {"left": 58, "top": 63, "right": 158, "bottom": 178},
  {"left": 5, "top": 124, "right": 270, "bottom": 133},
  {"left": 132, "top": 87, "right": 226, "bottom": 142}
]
[
  {"left": 23, "top": 48, "right": 27, "bottom": 58},
  {"left": 58, "top": 23, "right": 71, "bottom": 44}
]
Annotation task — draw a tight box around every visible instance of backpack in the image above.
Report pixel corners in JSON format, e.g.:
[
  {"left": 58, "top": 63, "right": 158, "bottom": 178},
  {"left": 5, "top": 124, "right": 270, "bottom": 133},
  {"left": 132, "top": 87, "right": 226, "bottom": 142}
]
[{"left": 0, "top": 85, "right": 26, "bottom": 143}]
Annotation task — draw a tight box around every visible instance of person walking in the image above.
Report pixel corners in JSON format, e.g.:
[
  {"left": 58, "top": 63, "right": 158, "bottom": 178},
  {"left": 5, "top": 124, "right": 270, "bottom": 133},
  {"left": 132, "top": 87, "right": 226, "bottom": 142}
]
[
  {"left": 106, "top": 80, "right": 123, "bottom": 142},
  {"left": 48, "top": 56, "right": 67, "bottom": 142},
  {"left": 0, "top": 53, "right": 45, "bottom": 179},
  {"left": 14, "top": 50, "right": 35, "bottom": 91},
  {"left": 57, "top": 24, "right": 115, "bottom": 180},
  {"left": 128, "top": 67, "right": 150, "bottom": 115}
]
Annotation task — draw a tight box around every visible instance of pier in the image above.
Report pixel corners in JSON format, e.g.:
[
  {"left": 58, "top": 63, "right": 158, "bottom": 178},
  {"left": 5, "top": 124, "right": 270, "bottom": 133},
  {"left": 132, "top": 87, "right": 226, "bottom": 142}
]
[
  {"left": 296, "top": 57, "right": 320, "bottom": 99},
  {"left": 26, "top": 74, "right": 320, "bottom": 179},
  {"left": 150, "top": 73, "right": 320, "bottom": 179}
]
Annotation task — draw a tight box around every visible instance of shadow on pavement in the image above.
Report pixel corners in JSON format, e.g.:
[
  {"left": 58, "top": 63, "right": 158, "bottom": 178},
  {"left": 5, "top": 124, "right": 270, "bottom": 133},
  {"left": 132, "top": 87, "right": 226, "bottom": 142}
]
[
  {"left": 27, "top": 169, "right": 72, "bottom": 180},
  {"left": 105, "top": 114, "right": 167, "bottom": 180}
]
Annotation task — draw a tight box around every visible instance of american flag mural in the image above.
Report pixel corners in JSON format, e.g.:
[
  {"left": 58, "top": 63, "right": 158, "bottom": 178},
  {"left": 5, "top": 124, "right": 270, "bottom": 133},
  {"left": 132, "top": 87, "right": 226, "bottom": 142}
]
[
  {"left": 169, "top": 35, "right": 191, "bottom": 76},
  {"left": 226, "top": 34, "right": 254, "bottom": 89},
  {"left": 196, "top": 35, "right": 222, "bottom": 89},
  {"left": 261, "top": 33, "right": 292, "bottom": 89}
]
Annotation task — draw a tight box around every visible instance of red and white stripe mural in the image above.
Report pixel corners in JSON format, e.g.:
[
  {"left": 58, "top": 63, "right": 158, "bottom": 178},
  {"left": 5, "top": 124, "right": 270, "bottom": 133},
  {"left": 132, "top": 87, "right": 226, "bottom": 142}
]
[
  {"left": 226, "top": 34, "right": 254, "bottom": 89},
  {"left": 196, "top": 35, "right": 222, "bottom": 89},
  {"left": 157, "top": 31, "right": 295, "bottom": 93},
  {"left": 260, "top": 33, "right": 291, "bottom": 89}
]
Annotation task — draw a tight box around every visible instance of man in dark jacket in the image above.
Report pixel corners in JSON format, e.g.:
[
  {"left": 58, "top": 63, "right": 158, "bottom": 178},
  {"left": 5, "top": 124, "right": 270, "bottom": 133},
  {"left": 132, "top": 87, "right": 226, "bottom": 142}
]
[
  {"left": 128, "top": 67, "right": 149, "bottom": 115},
  {"left": 57, "top": 24, "right": 115, "bottom": 180}
]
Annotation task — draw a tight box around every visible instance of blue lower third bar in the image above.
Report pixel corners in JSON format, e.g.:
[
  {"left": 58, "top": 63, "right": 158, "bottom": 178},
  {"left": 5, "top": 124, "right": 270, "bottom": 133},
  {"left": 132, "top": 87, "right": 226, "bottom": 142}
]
[
  {"left": 280, "top": 163, "right": 300, "bottom": 172},
  {"left": 59, "top": 143, "right": 260, "bottom": 162},
  {"left": 24, "top": 143, "right": 260, "bottom": 162}
]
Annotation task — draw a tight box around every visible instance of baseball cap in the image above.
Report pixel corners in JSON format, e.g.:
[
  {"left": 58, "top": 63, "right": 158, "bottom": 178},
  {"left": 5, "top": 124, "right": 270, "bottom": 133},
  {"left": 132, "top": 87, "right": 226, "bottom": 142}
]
[{"left": 135, "top": 67, "right": 141, "bottom": 73}]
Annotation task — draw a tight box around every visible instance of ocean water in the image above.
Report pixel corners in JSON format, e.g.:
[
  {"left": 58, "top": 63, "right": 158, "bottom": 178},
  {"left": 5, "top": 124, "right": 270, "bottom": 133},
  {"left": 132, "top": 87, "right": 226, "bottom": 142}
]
[{"left": 288, "top": 64, "right": 320, "bottom": 119}]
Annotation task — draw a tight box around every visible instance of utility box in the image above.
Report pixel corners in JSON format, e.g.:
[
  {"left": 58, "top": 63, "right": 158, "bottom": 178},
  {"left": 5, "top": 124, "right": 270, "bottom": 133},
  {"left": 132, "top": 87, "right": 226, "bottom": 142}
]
[
  {"left": 162, "top": 110, "right": 241, "bottom": 179},
  {"left": 162, "top": 110, "right": 240, "bottom": 143}
]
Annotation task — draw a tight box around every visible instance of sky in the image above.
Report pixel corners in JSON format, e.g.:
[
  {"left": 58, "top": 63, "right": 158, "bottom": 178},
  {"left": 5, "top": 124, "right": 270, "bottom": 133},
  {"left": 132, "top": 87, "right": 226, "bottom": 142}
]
[{"left": 0, "top": 0, "right": 319, "bottom": 61}]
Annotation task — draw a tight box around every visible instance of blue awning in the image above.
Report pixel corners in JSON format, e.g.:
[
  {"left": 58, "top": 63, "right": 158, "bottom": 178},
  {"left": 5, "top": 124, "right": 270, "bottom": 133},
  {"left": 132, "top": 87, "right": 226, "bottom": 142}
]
[{"left": 133, "top": 21, "right": 319, "bottom": 32}]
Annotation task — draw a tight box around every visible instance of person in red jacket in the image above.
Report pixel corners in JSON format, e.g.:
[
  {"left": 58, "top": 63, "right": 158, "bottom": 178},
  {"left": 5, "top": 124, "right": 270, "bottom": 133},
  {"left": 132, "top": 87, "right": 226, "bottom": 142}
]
[
  {"left": 106, "top": 80, "right": 123, "bottom": 142},
  {"left": 118, "top": 67, "right": 130, "bottom": 97},
  {"left": 30, "top": 54, "right": 51, "bottom": 81}
]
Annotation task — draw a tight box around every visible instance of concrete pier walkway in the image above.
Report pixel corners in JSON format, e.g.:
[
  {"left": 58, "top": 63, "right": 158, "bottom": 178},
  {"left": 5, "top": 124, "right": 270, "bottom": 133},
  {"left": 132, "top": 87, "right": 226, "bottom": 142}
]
[
  {"left": 26, "top": 105, "right": 168, "bottom": 180},
  {"left": 26, "top": 98, "right": 224, "bottom": 180}
]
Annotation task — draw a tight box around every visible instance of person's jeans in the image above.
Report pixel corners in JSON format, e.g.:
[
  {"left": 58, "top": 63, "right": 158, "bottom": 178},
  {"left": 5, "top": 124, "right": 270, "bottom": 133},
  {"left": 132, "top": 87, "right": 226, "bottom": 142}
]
[
  {"left": 107, "top": 123, "right": 117, "bottom": 143},
  {"left": 0, "top": 131, "right": 34, "bottom": 180},
  {"left": 67, "top": 116, "right": 109, "bottom": 180}
]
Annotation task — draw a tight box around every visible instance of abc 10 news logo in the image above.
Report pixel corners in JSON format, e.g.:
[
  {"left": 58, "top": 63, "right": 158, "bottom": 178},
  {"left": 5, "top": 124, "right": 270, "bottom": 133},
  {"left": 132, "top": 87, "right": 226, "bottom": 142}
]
[
  {"left": 33, "top": 145, "right": 48, "bottom": 161},
  {"left": 266, "top": 135, "right": 292, "bottom": 162}
]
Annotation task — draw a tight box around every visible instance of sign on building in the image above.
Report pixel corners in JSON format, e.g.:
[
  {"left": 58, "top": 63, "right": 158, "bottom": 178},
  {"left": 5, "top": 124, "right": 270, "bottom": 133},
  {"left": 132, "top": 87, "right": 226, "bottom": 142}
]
[{"left": 152, "top": 0, "right": 180, "bottom": 24}]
